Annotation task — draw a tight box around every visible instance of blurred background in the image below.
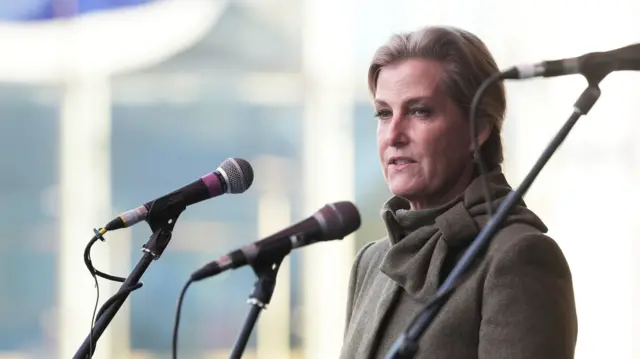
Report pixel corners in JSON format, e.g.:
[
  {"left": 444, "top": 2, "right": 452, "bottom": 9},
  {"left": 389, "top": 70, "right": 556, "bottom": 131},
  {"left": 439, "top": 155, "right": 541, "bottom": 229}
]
[{"left": 0, "top": 0, "right": 639, "bottom": 358}]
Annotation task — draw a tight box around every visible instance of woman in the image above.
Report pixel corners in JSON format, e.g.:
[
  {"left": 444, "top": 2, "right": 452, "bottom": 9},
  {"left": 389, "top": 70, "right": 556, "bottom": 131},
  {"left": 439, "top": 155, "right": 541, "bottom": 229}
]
[{"left": 340, "top": 26, "right": 577, "bottom": 359}]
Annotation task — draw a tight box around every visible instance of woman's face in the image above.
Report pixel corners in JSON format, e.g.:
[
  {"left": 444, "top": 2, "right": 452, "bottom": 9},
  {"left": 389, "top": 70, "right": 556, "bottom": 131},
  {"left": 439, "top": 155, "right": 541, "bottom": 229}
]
[{"left": 375, "top": 58, "right": 479, "bottom": 209}]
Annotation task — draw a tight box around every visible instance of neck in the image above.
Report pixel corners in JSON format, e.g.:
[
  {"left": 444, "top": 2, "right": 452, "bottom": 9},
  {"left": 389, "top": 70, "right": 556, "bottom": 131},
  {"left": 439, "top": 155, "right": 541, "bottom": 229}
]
[{"left": 408, "top": 162, "right": 477, "bottom": 210}]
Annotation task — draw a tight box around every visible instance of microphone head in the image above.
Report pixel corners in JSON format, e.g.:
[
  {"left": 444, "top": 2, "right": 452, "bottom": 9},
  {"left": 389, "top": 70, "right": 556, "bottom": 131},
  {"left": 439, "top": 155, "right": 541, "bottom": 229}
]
[
  {"left": 316, "top": 201, "right": 361, "bottom": 240},
  {"left": 218, "top": 158, "right": 254, "bottom": 194}
]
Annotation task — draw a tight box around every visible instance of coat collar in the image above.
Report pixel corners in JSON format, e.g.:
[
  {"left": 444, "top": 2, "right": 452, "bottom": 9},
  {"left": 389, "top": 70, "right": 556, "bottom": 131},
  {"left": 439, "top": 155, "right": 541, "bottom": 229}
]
[{"left": 378, "top": 170, "right": 546, "bottom": 302}]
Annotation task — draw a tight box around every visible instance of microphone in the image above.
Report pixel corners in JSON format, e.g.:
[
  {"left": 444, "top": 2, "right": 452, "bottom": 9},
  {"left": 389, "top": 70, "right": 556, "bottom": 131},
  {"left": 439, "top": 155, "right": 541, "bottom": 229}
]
[
  {"left": 190, "top": 201, "right": 361, "bottom": 281},
  {"left": 502, "top": 43, "right": 640, "bottom": 81},
  {"left": 103, "top": 157, "right": 254, "bottom": 232}
]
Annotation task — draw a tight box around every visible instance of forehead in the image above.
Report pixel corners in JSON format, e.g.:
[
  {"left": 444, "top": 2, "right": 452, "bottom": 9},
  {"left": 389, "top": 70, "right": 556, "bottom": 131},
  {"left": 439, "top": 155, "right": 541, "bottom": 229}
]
[{"left": 374, "top": 58, "right": 445, "bottom": 103}]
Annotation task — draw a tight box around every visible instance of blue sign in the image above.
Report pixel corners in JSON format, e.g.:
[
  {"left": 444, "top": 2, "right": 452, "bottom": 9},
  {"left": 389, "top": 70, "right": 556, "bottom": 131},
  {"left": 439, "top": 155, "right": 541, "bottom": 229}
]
[{"left": 0, "top": 0, "right": 156, "bottom": 21}]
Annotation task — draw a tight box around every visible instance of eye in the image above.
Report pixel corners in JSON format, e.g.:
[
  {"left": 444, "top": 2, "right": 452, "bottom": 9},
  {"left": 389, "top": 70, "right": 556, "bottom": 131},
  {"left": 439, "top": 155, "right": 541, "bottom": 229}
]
[
  {"left": 411, "top": 107, "right": 432, "bottom": 117},
  {"left": 374, "top": 109, "right": 392, "bottom": 120}
]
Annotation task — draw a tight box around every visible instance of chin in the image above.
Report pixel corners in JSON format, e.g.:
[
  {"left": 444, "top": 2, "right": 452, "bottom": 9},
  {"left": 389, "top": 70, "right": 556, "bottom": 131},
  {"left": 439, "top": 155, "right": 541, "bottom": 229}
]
[{"left": 388, "top": 182, "right": 427, "bottom": 200}]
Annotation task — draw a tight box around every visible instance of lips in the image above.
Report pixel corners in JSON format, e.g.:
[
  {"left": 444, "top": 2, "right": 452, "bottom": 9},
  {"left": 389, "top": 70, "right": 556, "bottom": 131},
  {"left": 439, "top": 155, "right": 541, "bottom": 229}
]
[
  {"left": 388, "top": 156, "right": 417, "bottom": 172},
  {"left": 388, "top": 156, "right": 417, "bottom": 165}
]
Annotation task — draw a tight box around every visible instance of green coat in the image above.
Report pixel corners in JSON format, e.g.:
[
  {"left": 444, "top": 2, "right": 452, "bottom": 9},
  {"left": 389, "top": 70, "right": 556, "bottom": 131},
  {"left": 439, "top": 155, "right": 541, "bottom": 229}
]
[{"left": 340, "top": 171, "right": 577, "bottom": 359}]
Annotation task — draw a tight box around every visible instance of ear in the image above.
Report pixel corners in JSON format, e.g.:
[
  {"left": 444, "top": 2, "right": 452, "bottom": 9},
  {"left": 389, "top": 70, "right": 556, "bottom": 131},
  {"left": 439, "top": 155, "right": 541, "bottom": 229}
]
[{"left": 469, "top": 120, "right": 493, "bottom": 152}]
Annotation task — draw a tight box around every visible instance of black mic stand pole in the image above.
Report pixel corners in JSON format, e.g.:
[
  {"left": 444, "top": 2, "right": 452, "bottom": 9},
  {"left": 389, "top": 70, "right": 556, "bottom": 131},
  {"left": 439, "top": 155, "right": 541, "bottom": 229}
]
[
  {"left": 73, "top": 198, "right": 186, "bottom": 359},
  {"left": 384, "top": 77, "right": 605, "bottom": 359},
  {"left": 228, "top": 252, "right": 286, "bottom": 359}
]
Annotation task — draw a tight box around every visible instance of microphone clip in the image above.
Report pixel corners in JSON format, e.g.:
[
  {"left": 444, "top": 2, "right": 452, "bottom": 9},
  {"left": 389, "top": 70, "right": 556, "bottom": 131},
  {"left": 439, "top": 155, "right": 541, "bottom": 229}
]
[
  {"left": 143, "top": 194, "right": 187, "bottom": 260},
  {"left": 247, "top": 254, "right": 284, "bottom": 309}
]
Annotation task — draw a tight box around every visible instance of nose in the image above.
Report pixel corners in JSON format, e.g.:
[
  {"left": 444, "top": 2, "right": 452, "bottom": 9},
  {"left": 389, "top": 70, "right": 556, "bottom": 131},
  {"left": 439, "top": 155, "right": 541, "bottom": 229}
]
[{"left": 385, "top": 115, "right": 409, "bottom": 148}]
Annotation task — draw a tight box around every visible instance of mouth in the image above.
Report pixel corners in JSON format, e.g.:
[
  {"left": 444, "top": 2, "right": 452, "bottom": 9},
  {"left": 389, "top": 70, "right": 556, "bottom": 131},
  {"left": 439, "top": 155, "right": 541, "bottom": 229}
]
[{"left": 388, "top": 156, "right": 417, "bottom": 169}]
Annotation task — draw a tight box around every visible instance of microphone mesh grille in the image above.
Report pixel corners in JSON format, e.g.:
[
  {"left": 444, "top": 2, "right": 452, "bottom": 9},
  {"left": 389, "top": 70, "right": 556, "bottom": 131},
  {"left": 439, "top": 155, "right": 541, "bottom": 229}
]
[{"left": 220, "top": 158, "right": 254, "bottom": 193}]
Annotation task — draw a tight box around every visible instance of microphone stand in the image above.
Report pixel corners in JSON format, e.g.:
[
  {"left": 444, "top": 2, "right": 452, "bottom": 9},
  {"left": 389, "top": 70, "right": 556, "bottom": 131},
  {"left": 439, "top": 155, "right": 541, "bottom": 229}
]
[
  {"left": 73, "top": 198, "right": 186, "bottom": 359},
  {"left": 228, "top": 253, "right": 285, "bottom": 359},
  {"left": 384, "top": 82, "right": 603, "bottom": 359}
]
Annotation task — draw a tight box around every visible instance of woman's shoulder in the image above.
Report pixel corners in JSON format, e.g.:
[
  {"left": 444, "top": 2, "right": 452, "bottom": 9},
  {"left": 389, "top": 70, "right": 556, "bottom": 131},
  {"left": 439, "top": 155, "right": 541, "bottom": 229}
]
[
  {"left": 487, "top": 221, "right": 564, "bottom": 258},
  {"left": 353, "top": 238, "right": 391, "bottom": 273},
  {"left": 347, "top": 238, "right": 392, "bottom": 291},
  {"left": 353, "top": 237, "right": 391, "bottom": 270},
  {"left": 484, "top": 222, "right": 573, "bottom": 283}
]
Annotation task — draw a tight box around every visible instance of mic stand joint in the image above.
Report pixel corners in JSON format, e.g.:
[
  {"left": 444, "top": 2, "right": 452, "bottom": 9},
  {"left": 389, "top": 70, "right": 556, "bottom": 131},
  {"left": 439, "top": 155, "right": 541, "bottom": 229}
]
[{"left": 229, "top": 254, "right": 285, "bottom": 359}]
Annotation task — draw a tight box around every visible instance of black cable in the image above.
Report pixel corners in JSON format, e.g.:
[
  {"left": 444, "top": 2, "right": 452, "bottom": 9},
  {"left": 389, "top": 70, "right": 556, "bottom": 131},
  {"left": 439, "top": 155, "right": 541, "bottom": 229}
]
[
  {"left": 84, "top": 232, "right": 127, "bottom": 283},
  {"left": 469, "top": 70, "right": 510, "bottom": 218},
  {"left": 89, "top": 254, "right": 99, "bottom": 359},
  {"left": 83, "top": 227, "right": 140, "bottom": 358},
  {"left": 172, "top": 278, "right": 194, "bottom": 359},
  {"left": 85, "top": 229, "right": 106, "bottom": 358},
  {"left": 95, "top": 283, "right": 143, "bottom": 322}
]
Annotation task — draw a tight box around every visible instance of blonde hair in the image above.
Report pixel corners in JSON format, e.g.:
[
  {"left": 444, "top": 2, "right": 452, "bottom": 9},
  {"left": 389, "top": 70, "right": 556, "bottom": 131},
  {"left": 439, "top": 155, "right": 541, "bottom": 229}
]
[{"left": 368, "top": 26, "right": 506, "bottom": 169}]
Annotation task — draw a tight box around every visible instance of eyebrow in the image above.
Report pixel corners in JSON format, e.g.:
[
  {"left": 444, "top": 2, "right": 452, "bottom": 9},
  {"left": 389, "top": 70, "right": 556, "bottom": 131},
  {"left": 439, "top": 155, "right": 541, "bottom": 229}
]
[{"left": 374, "top": 96, "right": 435, "bottom": 107}]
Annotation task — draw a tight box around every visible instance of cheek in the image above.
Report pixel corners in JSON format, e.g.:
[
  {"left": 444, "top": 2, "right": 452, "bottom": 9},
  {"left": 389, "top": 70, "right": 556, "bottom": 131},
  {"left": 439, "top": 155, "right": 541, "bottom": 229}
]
[
  {"left": 431, "top": 127, "right": 471, "bottom": 167},
  {"left": 416, "top": 128, "right": 447, "bottom": 159},
  {"left": 419, "top": 122, "right": 469, "bottom": 166}
]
